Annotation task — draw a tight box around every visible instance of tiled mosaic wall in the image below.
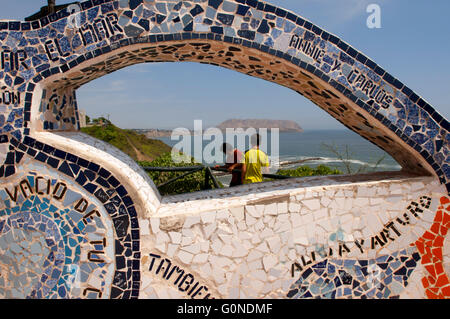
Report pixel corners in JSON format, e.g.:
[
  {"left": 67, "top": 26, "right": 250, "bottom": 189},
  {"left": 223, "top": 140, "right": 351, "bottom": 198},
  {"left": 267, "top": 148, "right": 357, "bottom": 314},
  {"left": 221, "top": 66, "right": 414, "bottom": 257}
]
[
  {"left": 38, "top": 87, "right": 79, "bottom": 131},
  {"left": 0, "top": 0, "right": 448, "bottom": 299},
  {"left": 1, "top": 136, "right": 141, "bottom": 298},
  {"left": 141, "top": 179, "right": 449, "bottom": 299}
]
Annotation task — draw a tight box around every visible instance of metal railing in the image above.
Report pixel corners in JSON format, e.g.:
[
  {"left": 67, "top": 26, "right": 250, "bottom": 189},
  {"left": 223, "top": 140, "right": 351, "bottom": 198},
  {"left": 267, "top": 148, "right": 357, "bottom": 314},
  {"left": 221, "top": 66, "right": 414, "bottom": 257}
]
[{"left": 142, "top": 165, "right": 291, "bottom": 191}]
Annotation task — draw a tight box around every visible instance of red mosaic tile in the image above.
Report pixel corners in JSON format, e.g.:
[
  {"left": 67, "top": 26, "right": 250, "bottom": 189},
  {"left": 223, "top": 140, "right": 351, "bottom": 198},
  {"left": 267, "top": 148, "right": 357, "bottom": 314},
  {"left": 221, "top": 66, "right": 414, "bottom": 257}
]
[
  {"left": 433, "top": 236, "right": 444, "bottom": 247},
  {"left": 414, "top": 196, "right": 450, "bottom": 299},
  {"left": 430, "top": 223, "right": 440, "bottom": 235},
  {"left": 443, "top": 285, "right": 450, "bottom": 296},
  {"left": 422, "top": 277, "right": 429, "bottom": 288}
]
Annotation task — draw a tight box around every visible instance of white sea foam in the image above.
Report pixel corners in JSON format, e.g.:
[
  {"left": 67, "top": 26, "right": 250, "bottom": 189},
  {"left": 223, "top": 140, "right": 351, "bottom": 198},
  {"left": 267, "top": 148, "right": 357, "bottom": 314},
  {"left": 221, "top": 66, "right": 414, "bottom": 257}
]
[{"left": 270, "top": 155, "right": 401, "bottom": 171}]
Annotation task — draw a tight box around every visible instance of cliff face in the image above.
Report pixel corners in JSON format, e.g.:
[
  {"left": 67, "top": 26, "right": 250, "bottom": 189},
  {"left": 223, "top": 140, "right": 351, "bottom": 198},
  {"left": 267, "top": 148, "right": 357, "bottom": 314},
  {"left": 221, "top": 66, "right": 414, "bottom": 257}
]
[{"left": 217, "top": 119, "right": 303, "bottom": 132}]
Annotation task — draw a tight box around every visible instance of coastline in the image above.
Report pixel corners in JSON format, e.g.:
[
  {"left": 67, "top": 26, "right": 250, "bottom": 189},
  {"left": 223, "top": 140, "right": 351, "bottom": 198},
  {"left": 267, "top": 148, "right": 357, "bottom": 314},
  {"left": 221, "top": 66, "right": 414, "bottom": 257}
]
[{"left": 147, "top": 130, "right": 401, "bottom": 173}]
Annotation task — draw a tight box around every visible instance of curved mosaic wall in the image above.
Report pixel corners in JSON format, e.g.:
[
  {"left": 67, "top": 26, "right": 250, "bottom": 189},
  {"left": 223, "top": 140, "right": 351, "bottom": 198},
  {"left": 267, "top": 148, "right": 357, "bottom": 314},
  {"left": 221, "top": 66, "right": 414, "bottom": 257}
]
[{"left": 0, "top": 0, "right": 448, "bottom": 299}]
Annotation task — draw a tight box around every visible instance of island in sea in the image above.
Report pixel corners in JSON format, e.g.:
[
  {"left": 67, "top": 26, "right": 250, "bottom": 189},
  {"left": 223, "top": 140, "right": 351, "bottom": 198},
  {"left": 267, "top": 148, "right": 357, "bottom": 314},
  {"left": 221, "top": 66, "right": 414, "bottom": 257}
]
[
  {"left": 216, "top": 119, "right": 303, "bottom": 132},
  {"left": 134, "top": 119, "right": 303, "bottom": 137}
]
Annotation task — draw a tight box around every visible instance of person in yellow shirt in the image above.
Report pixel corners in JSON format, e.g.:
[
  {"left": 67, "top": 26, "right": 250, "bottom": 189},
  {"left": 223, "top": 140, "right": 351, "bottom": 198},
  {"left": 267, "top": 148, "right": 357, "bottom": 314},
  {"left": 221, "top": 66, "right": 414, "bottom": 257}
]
[{"left": 241, "top": 134, "right": 270, "bottom": 184}]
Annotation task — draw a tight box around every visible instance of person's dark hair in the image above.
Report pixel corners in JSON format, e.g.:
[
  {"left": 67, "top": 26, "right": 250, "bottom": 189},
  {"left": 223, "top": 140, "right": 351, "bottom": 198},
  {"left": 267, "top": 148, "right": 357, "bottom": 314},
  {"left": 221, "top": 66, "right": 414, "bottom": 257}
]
[
  {"left": 222, "top": 143, "right": 232, "bottom": 153},
  {"left": 251, "top": 134, "right": 260, "bottom": 147}
]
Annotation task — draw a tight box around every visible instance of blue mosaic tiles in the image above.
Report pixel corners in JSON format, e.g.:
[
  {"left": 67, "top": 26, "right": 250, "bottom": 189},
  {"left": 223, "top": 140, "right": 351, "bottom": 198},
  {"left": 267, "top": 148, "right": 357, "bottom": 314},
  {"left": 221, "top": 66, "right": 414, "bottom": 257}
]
[
  {"left": 0, "top": 210, "right": 65, "bottom": 298},
  {"left": 0, "top": 185, "right": 113, "bottom": 298},
  {"left": 0, "top": 136, "right": 140, "bottom": 298},
  {"left": 287, "top": 246, "right": 421, "bottom": 299}
]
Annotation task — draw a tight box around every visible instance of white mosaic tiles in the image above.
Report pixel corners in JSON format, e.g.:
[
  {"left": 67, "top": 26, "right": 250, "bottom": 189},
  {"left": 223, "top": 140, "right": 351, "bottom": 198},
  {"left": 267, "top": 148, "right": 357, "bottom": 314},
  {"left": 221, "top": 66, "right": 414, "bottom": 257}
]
[{"left": 139, "top": 176, "right": 449, "bottom": 299}]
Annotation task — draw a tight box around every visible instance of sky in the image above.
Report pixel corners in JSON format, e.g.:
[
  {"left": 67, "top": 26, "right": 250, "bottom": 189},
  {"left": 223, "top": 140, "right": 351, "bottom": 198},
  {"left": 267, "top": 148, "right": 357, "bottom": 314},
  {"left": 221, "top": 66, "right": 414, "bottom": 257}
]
[{"left": 1, "top": 0, "right": 449, "bottom": 130}]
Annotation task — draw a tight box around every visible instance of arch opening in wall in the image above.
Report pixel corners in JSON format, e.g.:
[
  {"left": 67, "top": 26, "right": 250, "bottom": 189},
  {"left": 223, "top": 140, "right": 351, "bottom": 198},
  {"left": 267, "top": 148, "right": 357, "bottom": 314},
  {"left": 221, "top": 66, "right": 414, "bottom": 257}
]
[
  {"left": 32, "top": 34, "right": 440, "bottom": 177},
  {"left": 71, "top": 60, "right": 407, "bottom": 197}
]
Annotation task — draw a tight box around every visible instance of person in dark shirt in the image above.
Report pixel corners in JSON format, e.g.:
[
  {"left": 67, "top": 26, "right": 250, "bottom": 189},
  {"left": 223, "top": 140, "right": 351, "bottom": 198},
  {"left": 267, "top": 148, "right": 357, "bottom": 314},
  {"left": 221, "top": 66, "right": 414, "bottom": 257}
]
[{"left": 215, "top": 143, "right": 243, "bottom": 187}]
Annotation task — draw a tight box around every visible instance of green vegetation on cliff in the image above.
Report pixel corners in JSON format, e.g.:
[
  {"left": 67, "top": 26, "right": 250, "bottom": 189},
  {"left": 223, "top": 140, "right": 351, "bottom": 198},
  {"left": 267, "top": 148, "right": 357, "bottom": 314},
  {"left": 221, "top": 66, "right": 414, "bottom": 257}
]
[
  {"left": 80, "top": 117, "right": 171, "bottom": 162},
  {"left": 81, "top": 118, "right": 217, "bottom": 195}
]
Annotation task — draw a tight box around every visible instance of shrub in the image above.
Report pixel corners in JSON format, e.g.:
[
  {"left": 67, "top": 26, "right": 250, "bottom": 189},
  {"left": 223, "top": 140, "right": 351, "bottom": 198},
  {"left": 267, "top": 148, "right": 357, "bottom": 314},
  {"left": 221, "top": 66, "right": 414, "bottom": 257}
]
[
  {"left": 276, "top": 165, "right": 342, "bottom": 177},
  {"left": 139, "top": 152, "right": 220, "bottom": 196}
]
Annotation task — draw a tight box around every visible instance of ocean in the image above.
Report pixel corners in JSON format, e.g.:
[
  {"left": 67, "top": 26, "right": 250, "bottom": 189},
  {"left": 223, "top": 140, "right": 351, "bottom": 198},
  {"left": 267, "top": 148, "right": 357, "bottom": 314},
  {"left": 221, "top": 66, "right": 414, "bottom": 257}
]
[{"left": 154, "top": 129, "right": 402, "bottom": 175}]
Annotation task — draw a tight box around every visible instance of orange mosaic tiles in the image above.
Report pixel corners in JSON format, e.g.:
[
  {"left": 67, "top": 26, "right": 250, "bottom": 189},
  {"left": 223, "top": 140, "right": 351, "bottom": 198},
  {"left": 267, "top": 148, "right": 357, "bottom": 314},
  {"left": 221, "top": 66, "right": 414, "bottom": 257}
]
[{"left": 414, "top": 196, "right": 450, "bottom": 299}]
